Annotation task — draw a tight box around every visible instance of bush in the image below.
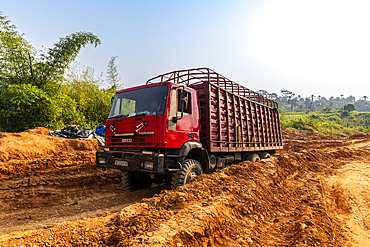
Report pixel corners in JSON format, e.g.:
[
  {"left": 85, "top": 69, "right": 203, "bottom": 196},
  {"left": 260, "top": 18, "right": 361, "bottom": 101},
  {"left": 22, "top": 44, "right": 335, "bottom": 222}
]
[
  {"left": 341, "top": 111, "right": 349, "bottom": 118},
  {"left": 0, "top": 84, "right": 54, "bottom": 132},
  {"left": 308, "top": 114, "right": 320, "bottom": 120},
  {"left": 284, "top": 118, "right": 316, "bottom": 131},
  {"left": 50, "top": 88, "right": 87, "bottom": 130},
  {"left": 327, "top": 115, "right": 341, "bottom": 123}
]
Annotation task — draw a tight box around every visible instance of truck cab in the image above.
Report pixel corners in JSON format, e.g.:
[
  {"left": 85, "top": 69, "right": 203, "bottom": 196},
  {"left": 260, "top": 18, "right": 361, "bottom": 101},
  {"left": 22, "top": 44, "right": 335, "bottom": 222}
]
[{"left": 97, "top": 80, "right": 209, "bottom": 191}]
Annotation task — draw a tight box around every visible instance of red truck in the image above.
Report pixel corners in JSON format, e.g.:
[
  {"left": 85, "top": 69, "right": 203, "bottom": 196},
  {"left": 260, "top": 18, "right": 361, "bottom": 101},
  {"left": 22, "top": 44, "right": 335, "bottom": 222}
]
[{"left": 96, "top": 68, "right": 283, "bottom": 191}]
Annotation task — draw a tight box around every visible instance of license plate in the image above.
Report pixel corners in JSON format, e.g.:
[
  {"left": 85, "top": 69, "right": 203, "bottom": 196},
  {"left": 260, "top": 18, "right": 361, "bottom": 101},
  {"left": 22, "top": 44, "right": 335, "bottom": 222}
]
[{"left": 115, "top": 160, "right": 128, "bottom": 166}]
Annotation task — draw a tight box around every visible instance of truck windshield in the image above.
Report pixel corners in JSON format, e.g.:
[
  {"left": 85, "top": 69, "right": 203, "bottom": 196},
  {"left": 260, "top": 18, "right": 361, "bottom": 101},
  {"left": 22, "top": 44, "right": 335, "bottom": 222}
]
[{"left": 109, "top": 85, "right": 168, "bottom": 119}]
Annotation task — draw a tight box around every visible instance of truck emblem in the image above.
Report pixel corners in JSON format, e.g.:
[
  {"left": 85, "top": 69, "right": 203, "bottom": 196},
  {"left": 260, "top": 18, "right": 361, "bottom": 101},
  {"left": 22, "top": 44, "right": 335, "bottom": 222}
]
[
  {"left": 136, "top": 121, "right": 147, "bottom": 132},
  {"left": 109, "top": 123, "right": 116, "bottom": 135}
]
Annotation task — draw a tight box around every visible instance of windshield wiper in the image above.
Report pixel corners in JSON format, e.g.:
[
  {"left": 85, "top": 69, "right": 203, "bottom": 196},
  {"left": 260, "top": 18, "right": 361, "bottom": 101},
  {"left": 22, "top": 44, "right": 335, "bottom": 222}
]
[
  {"left": 109, "top": 114, "right": 128, "bottom": 119},
  {"left": 128, "top": 111, "right": 149, "bottom": 117},
  {"left": 135, "top": 112, "right": 148, "bottom": 117},
  {"left": 110, "top": 111, "right": 149, "bottom": 119}
]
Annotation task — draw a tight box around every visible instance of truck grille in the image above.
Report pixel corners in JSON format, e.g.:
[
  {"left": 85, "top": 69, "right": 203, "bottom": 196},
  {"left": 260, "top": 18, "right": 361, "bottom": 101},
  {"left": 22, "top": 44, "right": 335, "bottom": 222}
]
[{"left": 107, "top": 135, "right": 152, "bottom": 146}]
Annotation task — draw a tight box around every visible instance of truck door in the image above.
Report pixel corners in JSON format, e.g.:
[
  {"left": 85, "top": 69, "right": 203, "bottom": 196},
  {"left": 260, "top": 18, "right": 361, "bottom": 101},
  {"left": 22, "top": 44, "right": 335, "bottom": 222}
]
[{"left": 166, "top": 87, "right": 199, "bottom": 148}]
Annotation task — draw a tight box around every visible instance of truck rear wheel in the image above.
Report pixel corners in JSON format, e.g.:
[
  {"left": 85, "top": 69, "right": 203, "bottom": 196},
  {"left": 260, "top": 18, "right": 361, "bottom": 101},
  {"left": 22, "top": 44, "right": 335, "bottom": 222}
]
[
  {"left": 121, "top": 171, "right": 152, "bottom": 192},
  {"left": 246, "top": 153, "right": 260, "bottom": 162},
  {"left": 260, "top": 152, "right": 271, "bottom": 159},
  {"left": 171, "top": 159, "right": 203, "bottom": 190}
]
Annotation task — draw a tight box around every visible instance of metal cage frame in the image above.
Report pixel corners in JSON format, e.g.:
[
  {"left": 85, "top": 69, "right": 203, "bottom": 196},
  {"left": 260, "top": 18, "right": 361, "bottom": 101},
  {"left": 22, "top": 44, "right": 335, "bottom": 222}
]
[{"left": 146, "top": 67, "right": 278, "bottom": 108}]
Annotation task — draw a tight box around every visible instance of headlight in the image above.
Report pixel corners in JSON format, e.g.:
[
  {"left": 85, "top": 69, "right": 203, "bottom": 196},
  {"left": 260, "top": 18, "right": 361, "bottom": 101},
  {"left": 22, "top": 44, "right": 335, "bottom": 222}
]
[
  {"left": 98, "top": 158, "right": 106, "bottom": 164},
  {"left": 144, "top": 161, "right": 154, "bottom": 170}
]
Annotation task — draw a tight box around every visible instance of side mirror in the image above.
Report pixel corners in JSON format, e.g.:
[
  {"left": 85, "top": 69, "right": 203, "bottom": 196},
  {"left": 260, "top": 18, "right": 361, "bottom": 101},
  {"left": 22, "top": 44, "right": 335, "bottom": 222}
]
[{"left": 171, "top": 116, "right": 178, "bottom": 123}]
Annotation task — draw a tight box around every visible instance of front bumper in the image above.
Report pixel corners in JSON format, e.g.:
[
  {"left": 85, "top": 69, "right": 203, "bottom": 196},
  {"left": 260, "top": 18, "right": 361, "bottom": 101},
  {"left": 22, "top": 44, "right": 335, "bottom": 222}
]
[{"left": 96, "top": 150, "right": 165, "bottom": 174}]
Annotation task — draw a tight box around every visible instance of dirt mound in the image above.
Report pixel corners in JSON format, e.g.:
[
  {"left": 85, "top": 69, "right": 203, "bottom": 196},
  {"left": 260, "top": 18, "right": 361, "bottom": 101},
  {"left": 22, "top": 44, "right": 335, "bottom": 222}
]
[
  {"left": 282, "top": 127, "right": 341, "bottom": 141},
  {"left": 1, "top": 128, "right": 370, "bottom": 246},
  {"left": 25, "top": 127, "right": 51, "bottom": 135},
  {"left": 0, "top": 128, "right": 168, "bottom": 236},
  {"left": 104, "top": 144, "right": 370, "bottom": 246},
  {"left": 280, "top": 127, "right": 356, "bottom": 153},
  {"left": 348, "top": 132, "right": 370, "bottom": 139},
  {"left": 0, "top": 127, "right": 99, "bottom": 178}
]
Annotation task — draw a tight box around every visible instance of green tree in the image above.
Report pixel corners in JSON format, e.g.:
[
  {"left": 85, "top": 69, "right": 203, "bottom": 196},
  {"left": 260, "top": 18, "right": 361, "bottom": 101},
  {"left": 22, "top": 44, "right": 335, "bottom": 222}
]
[
  {"left": 344, "top": 103, "right": 355, "bottom": 112},
  {"left": 0, "top": 12, "right": 101, "bottom": 132},
  {"left": 106, "top": 56, "right": 122, "bottom": 92},
  {"left": 0, "top": 12, "right": 35, "bottom": 86},
  {"left": 1, "top": 12, "right": 101, "bottom": 92}
]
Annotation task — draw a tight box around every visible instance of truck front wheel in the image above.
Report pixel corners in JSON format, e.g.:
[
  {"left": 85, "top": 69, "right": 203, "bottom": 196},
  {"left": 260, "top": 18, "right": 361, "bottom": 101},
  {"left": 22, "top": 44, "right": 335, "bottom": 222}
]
[
  {"left": 121, "top": 171, "right": 152, "bottom": 192},
  {"left": 171, "top": 159, "right": 203, "bottom": 190},
  {"left": 121, "top": 171, "right": 135, "bottom": 192}
]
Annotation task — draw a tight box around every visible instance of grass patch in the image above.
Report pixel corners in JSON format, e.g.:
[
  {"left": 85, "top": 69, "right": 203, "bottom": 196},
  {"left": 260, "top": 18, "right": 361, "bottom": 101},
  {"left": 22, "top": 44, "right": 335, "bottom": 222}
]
[{"left": 280, "top": 111, "right": 370, "bottom": 137}]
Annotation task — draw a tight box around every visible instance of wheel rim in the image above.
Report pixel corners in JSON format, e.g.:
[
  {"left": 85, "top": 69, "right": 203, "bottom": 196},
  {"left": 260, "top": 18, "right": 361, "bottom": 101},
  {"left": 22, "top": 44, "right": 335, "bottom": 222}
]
[{"left": 186, "top": 170, "right": 198, "bottom": 183}]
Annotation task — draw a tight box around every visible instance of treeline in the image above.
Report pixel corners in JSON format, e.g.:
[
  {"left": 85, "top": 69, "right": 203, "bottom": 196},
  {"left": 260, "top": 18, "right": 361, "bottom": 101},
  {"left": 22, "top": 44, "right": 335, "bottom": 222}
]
[
  {"left": 258, "top": 90, "right": 370, "bottom": 112},
  {"left": 268, "top": 90, "right": 370, "bottom": 136},
  {"left": 0, "top": 12, "right": 120, "bottom": 132}
]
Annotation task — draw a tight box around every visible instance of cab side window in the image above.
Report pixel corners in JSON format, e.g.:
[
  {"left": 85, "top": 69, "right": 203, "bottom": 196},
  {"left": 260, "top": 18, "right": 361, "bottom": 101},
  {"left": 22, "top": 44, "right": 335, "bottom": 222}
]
[{"left": 177, "top": 89, "right": 191, "bottom": 114}]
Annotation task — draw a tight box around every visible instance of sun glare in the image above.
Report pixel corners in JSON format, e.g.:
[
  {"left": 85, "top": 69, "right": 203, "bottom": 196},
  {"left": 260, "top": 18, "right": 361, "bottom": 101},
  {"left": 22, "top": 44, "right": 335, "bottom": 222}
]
[{"left": 249, "top": 0, "right": 370, "bottom": 87}]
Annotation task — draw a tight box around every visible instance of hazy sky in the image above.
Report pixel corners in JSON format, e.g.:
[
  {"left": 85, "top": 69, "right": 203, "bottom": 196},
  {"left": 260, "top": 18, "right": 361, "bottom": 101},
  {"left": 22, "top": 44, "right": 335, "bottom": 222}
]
[{"left": 2, "top": 0, "right": 370, "bottom": 99}]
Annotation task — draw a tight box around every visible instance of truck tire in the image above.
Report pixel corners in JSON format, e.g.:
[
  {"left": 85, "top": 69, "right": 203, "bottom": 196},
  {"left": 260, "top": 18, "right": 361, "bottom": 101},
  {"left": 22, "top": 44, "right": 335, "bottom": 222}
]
[
  {"left": 260, "top": 152, "right": 271, "bottom": 159},
  {"left": 121, "top": 171, "right": 135, "bottom": 192},
  {"left": 121, "top": 171, "right": 152, "bottom": 192},
  {"left": 171, "top": 159, "right": 203, "bottom": 190},
  {"left": 246, "top": 153, "right": 260, "bottom": 162}
]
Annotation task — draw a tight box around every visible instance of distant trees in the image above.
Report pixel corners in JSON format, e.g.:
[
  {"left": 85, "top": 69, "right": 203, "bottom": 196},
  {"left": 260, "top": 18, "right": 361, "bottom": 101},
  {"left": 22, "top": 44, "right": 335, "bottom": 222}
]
[
  {"left": 321, "top": 106, "right": 332, "bottom": 112},
  {"left": 260, "top": 88, "right": 369, "bottom": 113},
  {"left": 354, "top": 99, "right": 370, "bottom": 112}
]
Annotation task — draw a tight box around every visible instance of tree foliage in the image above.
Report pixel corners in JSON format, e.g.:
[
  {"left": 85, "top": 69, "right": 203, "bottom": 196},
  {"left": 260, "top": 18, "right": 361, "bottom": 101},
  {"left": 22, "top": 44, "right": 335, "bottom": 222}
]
[
  {"left": 0, "top": 13, "right": 35, "bottom": 86},
  {"left": 343, "top": 103, "right": 355, "bottom": 112},
  {"left": 64, "top": 63, "right": 114, "bottom": 129},
  {"left": 106, "top": 56, "right": 122, "bottom": 92},
  {"left": 0, "top": 12, "right": 107, "bottom": 132},
  {"left": 1, "top": 13, "right": 100, "bottom": 91},
  {"left": 0, "top": 84, "right": 53, "bottom": 132}
]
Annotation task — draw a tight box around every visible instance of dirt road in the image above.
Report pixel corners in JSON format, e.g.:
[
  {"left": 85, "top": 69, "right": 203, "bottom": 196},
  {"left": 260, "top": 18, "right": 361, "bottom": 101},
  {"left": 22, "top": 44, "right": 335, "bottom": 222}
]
[
  {"left": 0, "top": 128, "right": 165, "bottom": 235},
  {"left": 1, "top": 127, "right": 370, "bottom": 246}
]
